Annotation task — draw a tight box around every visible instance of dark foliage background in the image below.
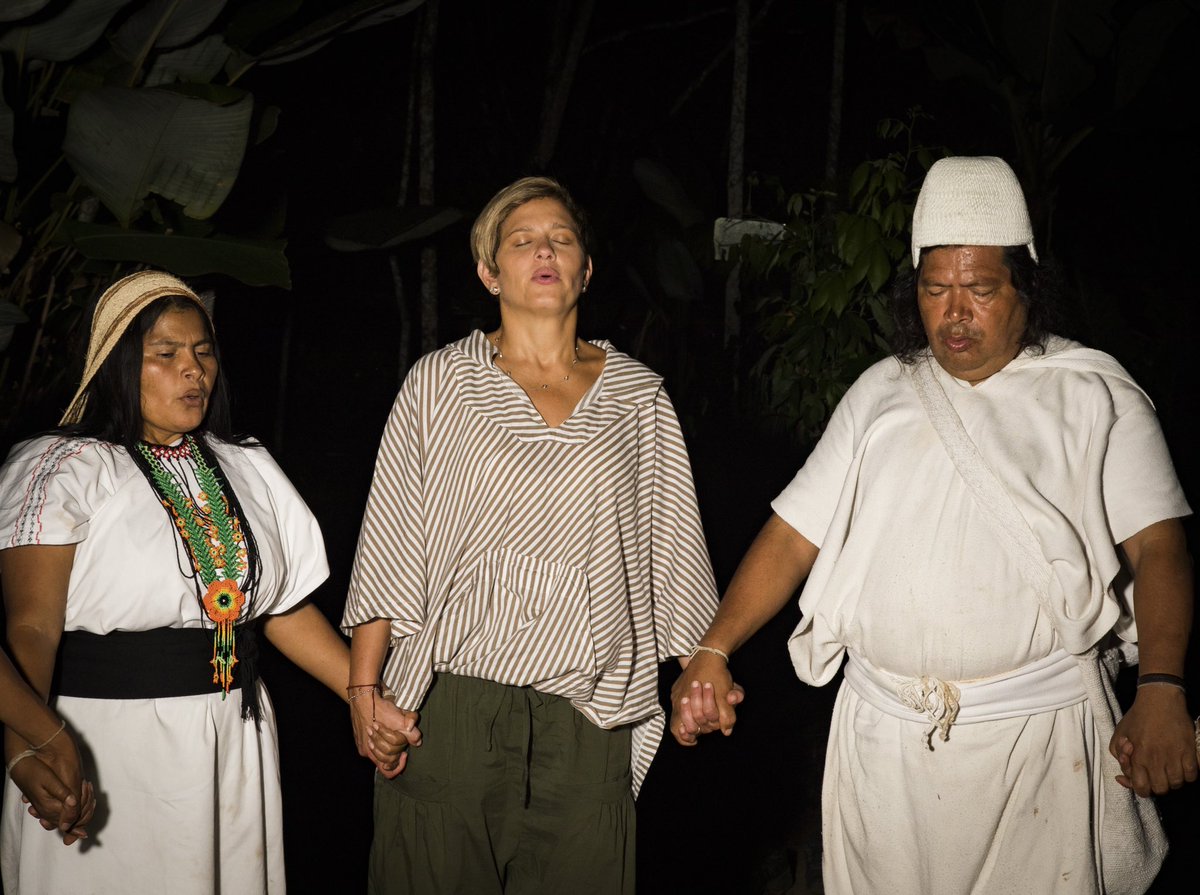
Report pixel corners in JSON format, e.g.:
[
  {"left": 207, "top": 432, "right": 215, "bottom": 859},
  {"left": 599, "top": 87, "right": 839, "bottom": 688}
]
[{"left": 2, "top": 1, "right": 1197, "bottom": 892}]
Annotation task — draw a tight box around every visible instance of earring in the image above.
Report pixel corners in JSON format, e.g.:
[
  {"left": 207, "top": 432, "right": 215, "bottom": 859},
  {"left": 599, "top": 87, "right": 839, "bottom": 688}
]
[
  {"left": 582, "top": 282, "right": 589, "bottom": 292},
  {"left": 490, "top": 285, "right": 500, "bottom": 295}
]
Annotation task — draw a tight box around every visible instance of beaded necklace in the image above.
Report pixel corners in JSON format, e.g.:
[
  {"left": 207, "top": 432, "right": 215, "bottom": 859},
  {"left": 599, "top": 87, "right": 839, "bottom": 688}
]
[{"left": 136, "top": 435, "right": 249, "bottom": 697}]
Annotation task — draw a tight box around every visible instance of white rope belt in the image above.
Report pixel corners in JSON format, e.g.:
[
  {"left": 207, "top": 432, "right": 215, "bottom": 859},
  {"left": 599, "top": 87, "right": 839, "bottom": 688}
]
[{"left": 844, "top": 648, "right": 1087, "bottom": 750}]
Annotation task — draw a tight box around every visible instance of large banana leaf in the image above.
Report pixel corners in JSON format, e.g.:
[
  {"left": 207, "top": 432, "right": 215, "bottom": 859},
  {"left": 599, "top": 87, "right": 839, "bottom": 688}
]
[
  {"left": 0, "top": 221, "right": 21, "bottom": 270},
  {"left": 0, "top": 0, "right": 132, "bottom": 61},
  {"left": 111, "top": 0, "right": 228, "bottom": 59},
  {"left": 256, "top": 0, "right": 426, "bottom": 65},
  {"left": 325, "top": 205, "right": 461, "bottom": 252},
  {"left": 63, "top": 220, "right": 290, "bottom": 287},
  {"left": 0, "top": 300, "right": 29, "bottom": 351},
  {"left": 0, "top": 1, "right": 53, "bottom": 24},
  {"left": 64, "top": 86, "right": 253, "bottom": 224},
  {"left": 145, "top": 34, "right": 232, "bottom": 87}
]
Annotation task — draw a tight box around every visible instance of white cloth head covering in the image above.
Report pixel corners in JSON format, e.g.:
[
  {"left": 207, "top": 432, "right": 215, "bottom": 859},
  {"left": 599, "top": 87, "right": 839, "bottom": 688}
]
[
  {"left": 60, "top": 270, "right": 210, "bottom": 425},
  {"left": 910, "top": 156, "right": 1037, "bottom": 267}
]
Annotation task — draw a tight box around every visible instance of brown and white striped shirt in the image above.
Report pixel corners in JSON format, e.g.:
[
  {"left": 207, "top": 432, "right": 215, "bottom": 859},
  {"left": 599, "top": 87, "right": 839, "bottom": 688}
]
[{"left": 343, "top": 330, "right": 718, "bottom": 793}]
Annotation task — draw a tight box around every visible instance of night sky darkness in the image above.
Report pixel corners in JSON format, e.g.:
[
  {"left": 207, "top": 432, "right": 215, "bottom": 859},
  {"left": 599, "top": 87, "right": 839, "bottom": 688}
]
[{"left": 6, "top": 1, "right": 1200, "bottom": 892}]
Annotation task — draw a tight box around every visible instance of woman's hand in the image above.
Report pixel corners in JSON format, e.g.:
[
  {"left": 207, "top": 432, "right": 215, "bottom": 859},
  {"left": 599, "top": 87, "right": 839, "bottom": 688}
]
[
  {"left": 7, "top": 740, "right": 95, "bottom": 845},
  {"left": 669, "top": 652, "right": 744, "bottom": 746},
  {"left": 349, "top": 687, "right": 423, "bottom": 779}
]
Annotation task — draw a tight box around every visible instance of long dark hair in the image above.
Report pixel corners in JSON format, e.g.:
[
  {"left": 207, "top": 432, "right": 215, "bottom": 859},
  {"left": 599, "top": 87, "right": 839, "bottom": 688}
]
[
  {"left": 61, "top": 295, "right": 236, "bottom": 447},
  {"left": 889, "top": 246, "right": 1063, "bottom": 362}
]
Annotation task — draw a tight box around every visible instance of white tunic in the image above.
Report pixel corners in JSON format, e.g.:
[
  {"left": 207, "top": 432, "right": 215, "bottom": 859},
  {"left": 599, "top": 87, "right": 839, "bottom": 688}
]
[
  {"left": 772, "top": 340, "right": 1190, "bottom": 894},
  {"left": 0, "top": 435, "right": 328, "bottom": 895}
]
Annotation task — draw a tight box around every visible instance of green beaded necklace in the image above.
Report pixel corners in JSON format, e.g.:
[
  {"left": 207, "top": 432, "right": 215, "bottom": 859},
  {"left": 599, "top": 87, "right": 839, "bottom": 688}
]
[{"left": 137, "top": 435, "right": 248, "bottom": 696}]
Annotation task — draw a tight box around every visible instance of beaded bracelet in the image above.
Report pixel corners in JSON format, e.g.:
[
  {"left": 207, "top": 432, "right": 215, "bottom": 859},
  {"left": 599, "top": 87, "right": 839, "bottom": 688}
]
[
  {"left": 688, "top": 644, "right": 730, "bottom": 663},
  {"left": 346, "top": 683, "right": 397, "bottom": 721},
  {"left": 1137, "top": 673, "right": 1186, "bottom": 692}
]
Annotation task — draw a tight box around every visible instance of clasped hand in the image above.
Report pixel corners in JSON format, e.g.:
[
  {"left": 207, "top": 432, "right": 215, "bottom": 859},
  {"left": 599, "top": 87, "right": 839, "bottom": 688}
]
[
  {"left": 7, "top": 734, "right": 95, "bottom": 846},
  {"left": 349, "top": 688, "right": 423, "bottom": 778},
  {"left": 1110, "top": 685, "right": 1199, "bottom": 797},
  {"left": 669, "top": 652, "right": 745, "bottom": 746}
]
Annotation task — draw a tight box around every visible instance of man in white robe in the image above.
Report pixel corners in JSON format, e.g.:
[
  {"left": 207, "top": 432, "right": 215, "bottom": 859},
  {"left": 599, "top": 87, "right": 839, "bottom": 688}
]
[{"left": 671, "top": 157, "right": 1196, "bottom": 894}]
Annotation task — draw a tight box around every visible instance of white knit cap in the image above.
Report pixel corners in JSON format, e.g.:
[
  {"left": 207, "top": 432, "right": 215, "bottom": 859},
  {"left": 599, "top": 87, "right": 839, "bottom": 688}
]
[{"left": 910, "top": 156, "right": 1037, "bottom": 267}]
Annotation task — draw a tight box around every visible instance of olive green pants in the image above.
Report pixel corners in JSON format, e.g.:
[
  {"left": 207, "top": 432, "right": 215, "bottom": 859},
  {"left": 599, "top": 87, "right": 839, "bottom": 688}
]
[{"left": 368, "top": 673, "right": 635, "bottom": 895}]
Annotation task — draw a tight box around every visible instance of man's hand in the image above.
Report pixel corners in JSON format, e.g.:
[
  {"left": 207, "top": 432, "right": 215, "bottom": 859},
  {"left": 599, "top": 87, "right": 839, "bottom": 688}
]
[
  {"left": 1110, "top": 685, "right": 1198, "bottom": 796},
  {"left": 669, "top": 652, "right": 744, "bottom": 746}
]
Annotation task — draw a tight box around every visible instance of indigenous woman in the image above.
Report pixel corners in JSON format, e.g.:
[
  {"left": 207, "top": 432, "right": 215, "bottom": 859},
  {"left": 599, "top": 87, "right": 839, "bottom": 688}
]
[
  {"left": 0, "top": 271, "right": 381, "bottom": 893},
  {"left": 344, "top": 176, "right": 720, "bottom": 894}
]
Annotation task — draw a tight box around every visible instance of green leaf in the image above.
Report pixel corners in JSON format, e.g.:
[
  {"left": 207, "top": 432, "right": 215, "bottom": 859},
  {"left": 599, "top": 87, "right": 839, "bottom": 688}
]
[
  {"left": 654, "top": 238, "right": 703, "bottom": 303},
  {"left": 62, "top": 220, "right": 290, "bottom": 287},
  {"left": 0, "top": 1, "right": 55, "bottom": 23},
  {"left": 224, "top": 0, "right": 304, "bottom": 52},
  {"left": 632, "top": 158, "right": 703, "bottom": 228},
  {"left": 64, "top": 86, "right": 253, "bottom": 224},
  {"left": 866, "top": 242, "right": 892, "bottom": 294},
  {"left": 255, "top": 0, "right": 427, "bottom": 66},
  {"left": 812, "top": 271, "right": 845, "bottom": 314},
  {"left": 0, "top": 299, "right": 29, "bottom": 352},
  {"left": 111, "top": 0, "right": 227, "bottom": 59},
  {"left": 1, "top": 220, "right": 24, "bottom": 268},
  {"left": 0, "top": 0, "right": 131, "bottom": 62},
  {"left": 144, "top": 34, "right": 233, "bottom": 87},
  {"left": 0, "top": 300, "right": 27, "bottom": 324},
  {"left": 324, "top": 205, "right": 461, "bottom": 252},
  {"left": 0, "top": 64, "right": 15, "bottom": 182},
  {"left": 835, "top": 212, "right": 862, "bottom": 259},
  {"left": 848, "top": 162, "right": 870, "bottom": 200},
  {"left": 1115, "top": 1, "right": 1190, "bottom": 109}
]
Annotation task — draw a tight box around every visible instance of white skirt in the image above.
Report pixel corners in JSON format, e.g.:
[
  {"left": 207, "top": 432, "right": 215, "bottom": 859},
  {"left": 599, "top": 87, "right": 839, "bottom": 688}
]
[
  {"left": 2, "top": 683, "right": 285, "bottom": 895},
  {"left": 821, "top": 678, "right": 1101, "bottom": 895}
]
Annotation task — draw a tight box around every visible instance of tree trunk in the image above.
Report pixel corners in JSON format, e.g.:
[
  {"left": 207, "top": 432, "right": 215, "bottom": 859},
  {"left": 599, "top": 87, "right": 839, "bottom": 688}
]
[
  {"left": 724, "top": 0, "right": 750, "bottom": 348},
  {"left": 418, "top": 0, "right": 439, "bottom": 356},
  {"left": 824, "top": 0, "right": 846, "bottom": 185},
  {"left": 533, "top": 0, "right": 595, "bottom": 171}
]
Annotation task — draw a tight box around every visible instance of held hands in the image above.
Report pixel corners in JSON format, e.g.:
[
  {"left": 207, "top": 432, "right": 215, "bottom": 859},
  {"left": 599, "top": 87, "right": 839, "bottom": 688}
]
[
  {"left": 1109, "top": 684, "right": 1199, "bottom": 797},
  {"left": 349, "top": 686, "right": 422, "bottom": 779},
  {"left": 669, "top": 650, "right": 745, "bottom": 747},
  {"left": 6, "top": 726, "right": 95, "bottom": 845}
]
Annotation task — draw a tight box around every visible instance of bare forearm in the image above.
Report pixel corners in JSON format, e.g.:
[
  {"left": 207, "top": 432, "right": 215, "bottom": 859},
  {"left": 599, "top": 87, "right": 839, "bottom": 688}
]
[
  {"left": 1123, "top": 519, "right": 1193, "bottom": 677},
  {"left": 0, "top": 659, "right": 63, "bottom": 746},
  {"left": 349, "top": 617, "right": 393, "bottom": 686},
  {"left": 694, "top": 513, "right": 819, "bottom": 659},
  {"left": 2, "top": 544, "right": 74, "bottom": 698},
  {"left": 4, "top": 625, "right": 61, "bottom": 699},
  {"left": 261, "top": 603, "right": 351, "bottom": 701}
]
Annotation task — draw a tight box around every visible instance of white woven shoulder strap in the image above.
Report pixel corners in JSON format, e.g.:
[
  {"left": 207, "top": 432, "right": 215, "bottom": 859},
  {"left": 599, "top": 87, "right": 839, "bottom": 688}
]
[{"left": 906, "top": 356, "right": 1057, "bottom": 617}]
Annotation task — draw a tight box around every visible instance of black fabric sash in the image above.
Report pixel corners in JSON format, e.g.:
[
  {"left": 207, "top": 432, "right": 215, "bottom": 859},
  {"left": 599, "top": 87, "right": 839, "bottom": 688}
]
[{"left": 56, "top": 625, "right": 256, "bottom": 699}]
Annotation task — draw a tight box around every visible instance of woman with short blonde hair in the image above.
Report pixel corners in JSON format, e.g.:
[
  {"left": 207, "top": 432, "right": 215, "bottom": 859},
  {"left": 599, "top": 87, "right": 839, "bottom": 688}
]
[{"left": 346, "top": 177, "right": 719, "bottom": 894}]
